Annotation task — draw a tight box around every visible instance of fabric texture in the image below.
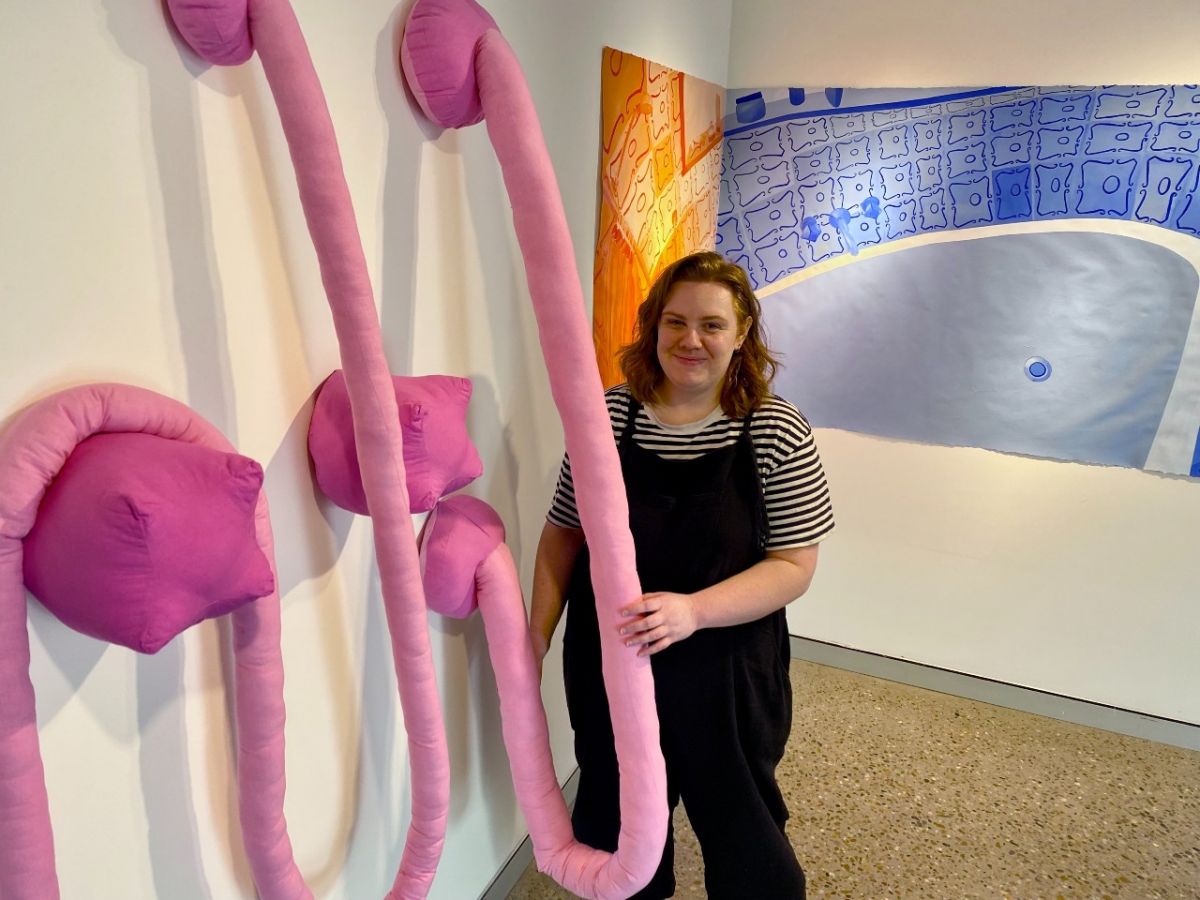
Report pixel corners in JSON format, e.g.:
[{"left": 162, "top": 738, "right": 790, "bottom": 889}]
[
  {"left": 23, "top": 432, "right": 274, "bottom": 654},
  {"left": 165, "top": 0, "right": 253, "bottom": 64},
  {"left": 399, "top": 0, "right": 496, "bottom": 127},
  {"left": 309, "top": 370, "right": 482, "bottom": 515},
  {"left": 418, "top": 494, "right": 637, "bottom": 898}
]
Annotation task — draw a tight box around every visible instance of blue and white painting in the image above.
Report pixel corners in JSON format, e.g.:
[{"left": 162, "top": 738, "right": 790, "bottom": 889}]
[{"left": 719, "top": 86, "right": 1200, "bottom": 477}]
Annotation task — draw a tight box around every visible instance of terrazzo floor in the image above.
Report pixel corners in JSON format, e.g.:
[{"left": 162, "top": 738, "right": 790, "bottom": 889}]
[{"left": 507, "top": 660, "right": 1200, "bottom": 899}]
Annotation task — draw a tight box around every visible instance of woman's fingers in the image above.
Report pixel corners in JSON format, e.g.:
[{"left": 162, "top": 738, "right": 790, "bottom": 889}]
[
  {"left": 623, "top": 622, "right": 664, "bottom": 645},
  {"left": 638, "top": 636, "right": 674, "bottom": 657},
  {"left": 619, "top": 594, "right": 662, "bottom": 618},
  {"left": 620, "top": 613, "right": 660, "bottom": 636},
  {"left": 619, "top": 591, "right": 698, "bottom": 654}
]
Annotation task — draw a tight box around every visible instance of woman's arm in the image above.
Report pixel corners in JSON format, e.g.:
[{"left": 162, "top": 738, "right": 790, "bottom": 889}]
[
  {"left": 529, "top": 519, "right": 586, "bottom": 676},
  {"left": 618, "top": 544, "right": 819, "bottom": 656}
]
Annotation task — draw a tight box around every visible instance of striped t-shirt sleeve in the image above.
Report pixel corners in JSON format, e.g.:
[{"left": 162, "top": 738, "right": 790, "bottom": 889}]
[
  {"left": 755, "top": 398, "right": 835, "bottom": 549},
  {"left": 545, "top": 388, "right": 626, "bottom": 530}
]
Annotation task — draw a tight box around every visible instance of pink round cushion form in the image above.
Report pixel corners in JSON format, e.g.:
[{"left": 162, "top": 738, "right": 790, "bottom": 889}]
[
  {"left": 401, "top": 2, "right": 668, "bottom": 898},
  {"left": 23, "top": 432, "right": 275, "bottom": 654},
  {"left": 309, "top": 370, "right": 482, "bottom": 516},
  {"left": 399, "top": 0, "right": 495, "bottom": 127},
  {"left": 418, "top": 497, "right": 635, "bottom": 886},
  {"left": 418, "top": 495, "right": 502, "bottom": 619},
  {"left": 167, "top": 0, "right": 452, "bottom": 896},
  {"left": 0, "top": 383, "right": 299, "bottom": 900}
]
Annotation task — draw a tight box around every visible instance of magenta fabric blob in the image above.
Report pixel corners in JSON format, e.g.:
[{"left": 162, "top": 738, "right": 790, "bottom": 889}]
[
  {"left": 419, "top": 495, "right": 504, "bottom": 619},
  {"left": 22, "top": 432, "right": 275, "bottom": 654},
  {"left": 399, "top": 0, "right": 496, "bottom": 127},
  {"left": 308, "top": 370, "right": 482, "bottom": 515},
  {"left": 165, "top": 0, "right": 254, "bottom": 65}
]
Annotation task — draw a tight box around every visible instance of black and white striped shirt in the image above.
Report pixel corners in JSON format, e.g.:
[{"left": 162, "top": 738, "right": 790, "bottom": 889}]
[{"left": 547, "top": 384, "right": 835, "bottom": 550}]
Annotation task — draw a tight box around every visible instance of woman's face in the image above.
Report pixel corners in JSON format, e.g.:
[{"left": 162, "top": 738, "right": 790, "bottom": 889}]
[{"left": 655, "top": 280, "right": 746, "bottom": 405}]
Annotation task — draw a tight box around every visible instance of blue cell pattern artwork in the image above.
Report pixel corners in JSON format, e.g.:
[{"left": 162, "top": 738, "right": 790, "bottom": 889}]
[{"left": 718, "top": 86, "right": 1200, "bottom": 289}]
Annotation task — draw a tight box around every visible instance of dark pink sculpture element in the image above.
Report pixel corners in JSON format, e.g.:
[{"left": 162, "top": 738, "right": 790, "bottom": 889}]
[
  {"left": 0, "top": 383, "right": 301, "bottom": 900},
  {"left": 23, "top": 433, "right": 274, "bottom": 654},
  {"left": 416, "top": 496, "right": 598, "bottom": 878},
  {"left": 401, "top": 1, "right": 668, "bottom": 896},
  {"left": 308, "top": 371, "right": 482, "bottom": 516}
]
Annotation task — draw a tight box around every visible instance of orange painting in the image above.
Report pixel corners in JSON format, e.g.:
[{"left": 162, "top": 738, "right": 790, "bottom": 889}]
[{"left": 593, "top": 48, "right": 724, "bottom": 388}]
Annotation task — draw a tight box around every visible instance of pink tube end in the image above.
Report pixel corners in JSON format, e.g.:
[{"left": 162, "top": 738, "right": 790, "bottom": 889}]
[
  {"left": 399, "top": 0, "right": 497, "bottom": 128},
  {"left": 166, "top": 0, "right": 253, "bottom": 66}
]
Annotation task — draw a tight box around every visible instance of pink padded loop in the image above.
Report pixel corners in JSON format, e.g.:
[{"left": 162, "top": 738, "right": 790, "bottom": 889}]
[
  {"left": 165, "top": 0, "right": 254, "bottom": 66},
  {"left": 400, "top": 1, "right": 668, "bottom": 894},
  {"left": 472, "top": 545, "right": 612, "bottom": 888},
  {"left": 473, "top": 27, "right": 669, "bottom": 900},
  {"left": 0, "top": 383, "right": 303, "bottom": 900},
  {"left": 244, "top": 0, "right": 450, "bottom": 895}
]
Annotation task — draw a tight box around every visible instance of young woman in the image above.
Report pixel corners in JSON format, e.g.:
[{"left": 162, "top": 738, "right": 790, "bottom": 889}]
[{"left": 530, "top": 251, "right": 835, "bottom": 899}]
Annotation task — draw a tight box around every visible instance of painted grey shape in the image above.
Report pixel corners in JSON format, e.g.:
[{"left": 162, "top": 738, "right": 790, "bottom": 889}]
[{"left": 765, "top": 232, "right": 1198, "bottom": 471}]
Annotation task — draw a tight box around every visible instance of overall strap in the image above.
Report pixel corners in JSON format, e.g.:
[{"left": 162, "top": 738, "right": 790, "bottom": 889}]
[
  {"left": 617, "top": 389, "right": 641, "bottom": 454},
  {"left": 740, "top": 404, "right": 770, "bottom": 553}
]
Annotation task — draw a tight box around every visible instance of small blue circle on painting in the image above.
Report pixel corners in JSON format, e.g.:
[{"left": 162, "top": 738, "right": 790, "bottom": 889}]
[{"left": 1025, "top": 356, "right": 1052, "bottom": 382}]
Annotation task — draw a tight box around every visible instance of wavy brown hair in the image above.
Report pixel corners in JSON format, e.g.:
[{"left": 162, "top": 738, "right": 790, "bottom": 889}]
[{"left": 618, "top": 251, "right": 779, "bottom": 418}]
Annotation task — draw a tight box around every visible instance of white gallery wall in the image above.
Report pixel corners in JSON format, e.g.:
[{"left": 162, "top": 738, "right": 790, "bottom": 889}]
[
  {"left": 728, "top": 0, "right": 1200, "bottom": 724},
  {"left": 0, "top": 0, "right": 731, "bottom": 898}
]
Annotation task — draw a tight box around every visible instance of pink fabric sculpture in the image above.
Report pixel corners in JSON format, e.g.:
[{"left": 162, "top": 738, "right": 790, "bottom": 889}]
[
  {"left": 1, "top": 0, "right": 665, "bottom": 895},
  {"left": 168, "top": 0, "right": 667, "bottom": 894},
  {"left": 165, "top": 0, "right": 454, "bottom": 895},
  {"left": 0, "top": 383, "right": 301, "bottom": 900},
  {"left": 400, "top": 0, "right": 669, "bottom": 896},
  {"left": 308, "top": 371, "right": 482, "bottom": 516},
  {"left": 23, "top": 432, "right": 274, "bottom": 654}
]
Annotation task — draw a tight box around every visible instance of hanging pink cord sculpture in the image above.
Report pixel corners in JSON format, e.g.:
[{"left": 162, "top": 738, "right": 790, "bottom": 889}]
[
  {"left": 165, "top": 1, "right": 454, "bottom": 897},
  {"left": 416, "top": 492, "right": 662, "bottom": 900},
  {"left": 0, "top": 383, "right": 298, "bottom": 900},
  {"left": 400, "top": 0, "right": 669, "bottom": 896}
]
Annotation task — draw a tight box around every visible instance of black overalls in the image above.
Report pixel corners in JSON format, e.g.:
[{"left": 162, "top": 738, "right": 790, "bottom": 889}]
[{"left": 563, "top": 396, "right": 806, "bottom": 899}]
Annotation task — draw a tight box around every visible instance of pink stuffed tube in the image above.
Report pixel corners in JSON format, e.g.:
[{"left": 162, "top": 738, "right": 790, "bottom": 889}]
[
  {"left": 167, "top": 0, "right": 453, "bottom": 895},
  {"left": 0, "top": 383, "right": 303, "bottom": 900},
  {"left": 419, "top": 497, "right": 659, "bottom": 898},
  {"left": 401, "top": 1, "right": 669, "bottom": 896}
]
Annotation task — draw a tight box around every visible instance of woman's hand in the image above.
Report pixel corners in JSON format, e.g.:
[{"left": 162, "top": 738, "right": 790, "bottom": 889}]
[{"left": 618, "top": 592, "right": 699, "bottom": 656}]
